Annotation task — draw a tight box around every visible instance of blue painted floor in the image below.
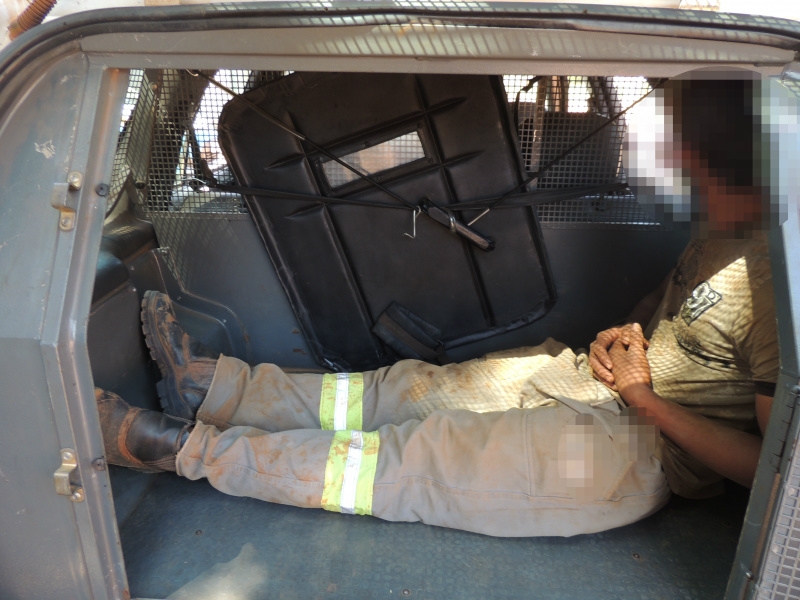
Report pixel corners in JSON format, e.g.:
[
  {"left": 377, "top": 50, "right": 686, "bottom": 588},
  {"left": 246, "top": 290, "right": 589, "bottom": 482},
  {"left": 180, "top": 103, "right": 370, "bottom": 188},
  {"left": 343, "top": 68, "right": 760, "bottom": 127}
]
[{"left": 120, "top": 474, "right": 747, "bottom": 599}]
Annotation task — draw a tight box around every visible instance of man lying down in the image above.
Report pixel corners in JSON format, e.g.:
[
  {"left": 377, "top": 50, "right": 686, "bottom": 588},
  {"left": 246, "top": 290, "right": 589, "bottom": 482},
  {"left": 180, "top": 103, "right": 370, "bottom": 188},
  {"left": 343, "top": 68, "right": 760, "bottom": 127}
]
[{"left": 96, "top": 72, "right": 791, "bottom": 537}]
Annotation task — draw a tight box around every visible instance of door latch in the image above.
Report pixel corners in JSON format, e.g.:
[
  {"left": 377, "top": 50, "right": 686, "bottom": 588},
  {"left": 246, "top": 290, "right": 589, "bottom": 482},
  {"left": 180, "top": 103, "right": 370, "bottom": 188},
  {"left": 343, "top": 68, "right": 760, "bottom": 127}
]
[{"left": 54, "top": 448, "right": 84, "bottom": 502}]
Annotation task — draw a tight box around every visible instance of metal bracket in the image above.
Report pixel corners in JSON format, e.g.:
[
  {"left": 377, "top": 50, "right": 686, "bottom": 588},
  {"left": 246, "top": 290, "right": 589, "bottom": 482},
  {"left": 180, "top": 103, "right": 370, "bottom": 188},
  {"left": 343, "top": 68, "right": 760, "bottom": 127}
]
[
  {"left": 51, "top": 172, "right": 83, "bottom": 231},
  {"left": 54, "top": 448, "right": 84, "bottom": 502}
]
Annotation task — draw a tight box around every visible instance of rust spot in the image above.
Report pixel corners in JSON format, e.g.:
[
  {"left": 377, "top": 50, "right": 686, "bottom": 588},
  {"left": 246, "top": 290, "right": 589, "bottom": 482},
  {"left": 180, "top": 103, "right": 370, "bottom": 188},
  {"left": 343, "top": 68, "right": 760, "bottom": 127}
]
[
  {"left": 332, "top": 443, "right": 349, "bottom": 457},
  {"left": 184, "top": 359, "right": 215, "bottom": 382},
  {"left": 293, "top": 348, "right": 308, "bottom": 356},
  {"left": 427, "top": 371, "right": 434, "bottom": 378},
  {"left": 291, "top": 328, "right": 301, "bottom": 335}
]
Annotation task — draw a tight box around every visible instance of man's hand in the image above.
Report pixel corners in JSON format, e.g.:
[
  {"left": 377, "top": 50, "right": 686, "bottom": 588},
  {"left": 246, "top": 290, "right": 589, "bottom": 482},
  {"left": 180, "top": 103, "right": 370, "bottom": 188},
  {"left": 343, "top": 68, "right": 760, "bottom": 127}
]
[
  {"left": 606, "top": 323, "right": 652, "bottom": 398},
  {"left": 601, "top": 323, "right": 771, "bottom": 488},
  {"left": 589, "top": 324, "right": 649, "bottom": 390},
  {"left": 589, "top": 327, "right": 624, "bottom": 389}
]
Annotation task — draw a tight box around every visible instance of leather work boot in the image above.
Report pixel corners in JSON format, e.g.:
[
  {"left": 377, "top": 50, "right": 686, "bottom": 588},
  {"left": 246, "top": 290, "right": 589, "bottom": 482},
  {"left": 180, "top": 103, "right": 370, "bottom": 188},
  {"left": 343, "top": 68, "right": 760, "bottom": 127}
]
[
  {"left": 141, "top": 290, "right": 219, "bottom": 421},
  {"left": 95, "top": 389, "right": 192, "bottom": 473}
]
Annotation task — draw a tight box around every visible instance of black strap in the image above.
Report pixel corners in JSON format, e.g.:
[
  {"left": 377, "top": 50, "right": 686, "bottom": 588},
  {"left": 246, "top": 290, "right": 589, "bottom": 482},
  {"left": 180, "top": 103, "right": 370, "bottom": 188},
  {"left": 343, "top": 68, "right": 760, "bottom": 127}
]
[
  {"left": 214, "top": 182, "right": 405, "bottom": 210},
  {"left": 190, "top": 70, "right": 494, "bottom": 251},
  {"left": 513, "top": 75, "right": 545, "bottom": 131},
  {"left": 206, "top": 179, "right": 627, "bottom": 213},
  {"left": 373, "top": 305, "right": 453, "bottom": 365}
]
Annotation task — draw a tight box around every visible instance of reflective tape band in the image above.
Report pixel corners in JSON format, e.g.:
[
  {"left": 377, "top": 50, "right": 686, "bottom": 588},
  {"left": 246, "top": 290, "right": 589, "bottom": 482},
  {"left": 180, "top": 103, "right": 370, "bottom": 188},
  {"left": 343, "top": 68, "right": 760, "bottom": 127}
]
[
  {"left": 340, "top": 432, "right": 364, "bottom": 514},
  {"left": 320, "top": 373, "right": 364, "bottom": 430},
  {"left": 334, "top": 374, "right": 350, "bottom": 431},
  {"left": 321, "top": 430, "right": 380, "bottom": 516}
]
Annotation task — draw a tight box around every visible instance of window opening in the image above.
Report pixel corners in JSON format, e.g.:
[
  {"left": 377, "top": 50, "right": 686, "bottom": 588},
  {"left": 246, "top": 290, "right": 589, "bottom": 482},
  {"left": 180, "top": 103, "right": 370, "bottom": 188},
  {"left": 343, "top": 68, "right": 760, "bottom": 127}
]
[
  {"left": 321, "top": 131, "right": 426, "bottom": 188},
  {"left": 108, "top": 69, "right": 289, "bottom": 286},
  {"left": 503, "top": 75, "right": 663, "bottom": 229}
]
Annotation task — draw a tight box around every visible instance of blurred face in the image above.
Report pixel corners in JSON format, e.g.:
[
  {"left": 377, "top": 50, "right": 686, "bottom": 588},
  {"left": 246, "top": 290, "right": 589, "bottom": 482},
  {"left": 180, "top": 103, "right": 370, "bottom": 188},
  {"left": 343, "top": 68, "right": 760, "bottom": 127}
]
[
  {"left": 677, "top": 144, "right": 766, "bottom": 237},
  {"left": 624, "top": 71, "right": 795, "bottom": 238}
]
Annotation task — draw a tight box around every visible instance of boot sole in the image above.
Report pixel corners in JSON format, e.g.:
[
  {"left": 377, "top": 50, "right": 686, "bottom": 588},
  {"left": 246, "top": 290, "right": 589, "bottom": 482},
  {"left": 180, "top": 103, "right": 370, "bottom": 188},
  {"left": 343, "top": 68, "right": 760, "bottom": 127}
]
[
  {"left": 141, "top": 290, "right": 180, "bottom": 414},
  {"left": 141, "top": 290, "right": 170, "bottom": 378},
  {"left": 140, "top": 290, "right": 214, "bottom": 421}
]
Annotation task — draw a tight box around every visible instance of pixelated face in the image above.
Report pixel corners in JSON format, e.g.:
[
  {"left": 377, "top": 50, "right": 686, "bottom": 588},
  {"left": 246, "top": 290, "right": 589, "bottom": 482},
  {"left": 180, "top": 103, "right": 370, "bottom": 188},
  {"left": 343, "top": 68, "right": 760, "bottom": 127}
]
[
  {"left": 623, "top": 69, "right": 798, "bottom": 237},
  {"left": 677, "top": 144, "right": 768, "bottom": 235}
]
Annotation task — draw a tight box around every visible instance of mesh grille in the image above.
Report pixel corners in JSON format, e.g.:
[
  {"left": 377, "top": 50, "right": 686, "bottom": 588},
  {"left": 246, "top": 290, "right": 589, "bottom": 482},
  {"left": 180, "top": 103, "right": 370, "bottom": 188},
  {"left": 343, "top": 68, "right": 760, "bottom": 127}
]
[
  {"left": 502, "top": 75, "right": 662, "bottom": 229},
  {"left": 111, "top": 70, "right": 666, "bottom": 282},
  {"left": 113, "top": 69, "right": 289, "bottom": 284},
  {"left": 108, "top": 69, "right": 145, "bottom": 207},
  {"left": 757, "top": 445, "right": 800, "bottom": 600},
  {"left": 678, "top": 0, "right": 720, "bottom": 10}
]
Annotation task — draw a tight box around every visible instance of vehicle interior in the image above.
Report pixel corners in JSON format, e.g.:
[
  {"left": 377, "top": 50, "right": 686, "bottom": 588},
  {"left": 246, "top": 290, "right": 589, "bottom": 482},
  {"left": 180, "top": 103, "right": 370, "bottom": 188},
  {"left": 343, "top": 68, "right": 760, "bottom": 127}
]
[
  {"left": 2, "top": 4, "right": 800, "bottom": 600},
  {"left": 87, "top": 68, "right": 762, "bottom": 598}
]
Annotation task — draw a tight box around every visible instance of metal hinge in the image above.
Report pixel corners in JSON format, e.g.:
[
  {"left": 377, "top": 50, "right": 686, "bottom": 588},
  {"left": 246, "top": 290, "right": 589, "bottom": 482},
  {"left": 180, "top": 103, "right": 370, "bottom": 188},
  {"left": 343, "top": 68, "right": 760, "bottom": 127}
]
[
  {"left": 54, "top": 448, "right": 84, "bottom": 502},
  {"left": 51, "top": 171, "right": 83, "bottom": 231}
]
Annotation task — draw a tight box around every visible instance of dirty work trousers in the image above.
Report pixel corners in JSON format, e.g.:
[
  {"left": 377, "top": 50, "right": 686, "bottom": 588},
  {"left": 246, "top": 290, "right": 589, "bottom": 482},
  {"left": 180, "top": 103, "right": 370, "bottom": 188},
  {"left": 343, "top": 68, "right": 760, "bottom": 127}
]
[{"left": 176, "top": 339, "right": 670, "bottom": 537}]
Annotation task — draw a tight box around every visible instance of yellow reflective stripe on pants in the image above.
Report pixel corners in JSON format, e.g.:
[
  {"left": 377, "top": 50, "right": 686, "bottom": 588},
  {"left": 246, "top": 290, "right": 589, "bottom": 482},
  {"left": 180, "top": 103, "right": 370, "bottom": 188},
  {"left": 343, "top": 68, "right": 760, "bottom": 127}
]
[
  {"left": 319, "top": 373, "right": 363, "bottom": 430},
  {"left": 321, "top": 430, "right": 380, "bottom": 516}
]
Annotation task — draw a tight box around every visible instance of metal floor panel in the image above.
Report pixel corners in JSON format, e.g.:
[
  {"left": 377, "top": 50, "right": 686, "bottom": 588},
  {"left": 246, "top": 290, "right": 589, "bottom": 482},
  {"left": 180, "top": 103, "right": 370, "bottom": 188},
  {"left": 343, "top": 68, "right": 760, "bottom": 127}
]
[{"left": 121, "top": 474, "right": 748, "bottom": 599}]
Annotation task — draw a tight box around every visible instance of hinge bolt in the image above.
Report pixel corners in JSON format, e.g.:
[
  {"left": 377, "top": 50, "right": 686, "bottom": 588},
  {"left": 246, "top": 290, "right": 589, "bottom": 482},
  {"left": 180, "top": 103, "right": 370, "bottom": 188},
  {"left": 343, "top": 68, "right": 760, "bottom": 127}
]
[
  {"left": 71, "top": 488, "right": 84, "bottom": 502},
  {"left": 62, "top": 450, "right": 74, "bottom": 461},
  {"left": 67, "top": 172, "right": 83, "bottom": 190},
  {"left": 92, "top": 458, "right": 106, "bottom": 471},
  {"left": 745, "top": 571, "right": 754, "bottom": 580}
]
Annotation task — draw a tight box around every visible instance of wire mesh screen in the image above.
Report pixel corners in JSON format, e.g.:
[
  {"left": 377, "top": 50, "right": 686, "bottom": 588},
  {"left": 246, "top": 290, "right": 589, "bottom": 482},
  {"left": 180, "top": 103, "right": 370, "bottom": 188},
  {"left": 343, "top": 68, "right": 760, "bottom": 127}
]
[
  {"left": 502, "top": 75, "right": 662, "bottom": 228},
  {"left": 112, "top": 69, "right": 289, "bottom": 284},
  {"left": 108, "top": 69, "right": 146, "bottom": 208},
  {"left": 110, "top": 69, "right": 665, "bottom": 286},
  {"left": 756, "top": 436, "right": 800, "bottom": 600}
]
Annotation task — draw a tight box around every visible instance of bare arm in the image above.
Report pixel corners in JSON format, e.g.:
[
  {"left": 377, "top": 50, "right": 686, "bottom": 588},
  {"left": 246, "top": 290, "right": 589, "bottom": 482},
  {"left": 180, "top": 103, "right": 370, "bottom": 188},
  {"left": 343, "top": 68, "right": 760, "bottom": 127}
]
[{"left": 609, "top": 323, "right": 771, "bottom": 488}]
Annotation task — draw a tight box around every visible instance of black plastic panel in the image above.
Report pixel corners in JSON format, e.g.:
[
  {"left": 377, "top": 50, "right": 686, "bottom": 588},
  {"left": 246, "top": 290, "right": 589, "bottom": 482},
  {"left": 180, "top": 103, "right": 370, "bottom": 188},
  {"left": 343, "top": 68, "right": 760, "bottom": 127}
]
[{"left": 219, "top": 72, "right": 555, "bottom": 370}]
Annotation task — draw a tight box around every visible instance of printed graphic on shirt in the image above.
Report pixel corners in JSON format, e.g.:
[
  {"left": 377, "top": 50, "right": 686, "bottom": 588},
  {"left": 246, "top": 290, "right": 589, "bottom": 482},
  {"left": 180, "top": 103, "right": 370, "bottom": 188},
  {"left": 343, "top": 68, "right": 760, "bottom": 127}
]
[
  {"left": 680, "top": 281, "right": 722, "bottom": 325},
  {"left": 674, "top": 327, "right": 734, "bottom": 368}
]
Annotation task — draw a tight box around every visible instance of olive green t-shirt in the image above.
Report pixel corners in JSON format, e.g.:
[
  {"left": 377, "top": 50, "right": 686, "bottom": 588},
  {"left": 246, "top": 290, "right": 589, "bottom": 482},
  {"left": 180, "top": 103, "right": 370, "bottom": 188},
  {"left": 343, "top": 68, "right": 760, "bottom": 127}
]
[{"left": 646, "top": 236, "right": 778, "bottom": 498}]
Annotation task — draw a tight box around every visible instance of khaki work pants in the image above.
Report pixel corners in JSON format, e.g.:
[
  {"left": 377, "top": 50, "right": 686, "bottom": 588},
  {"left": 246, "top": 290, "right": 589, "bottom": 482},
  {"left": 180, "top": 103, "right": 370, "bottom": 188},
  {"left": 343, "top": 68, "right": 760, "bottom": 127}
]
[{"left": 176, "top": 339, "right": 670, "bottom": 537}]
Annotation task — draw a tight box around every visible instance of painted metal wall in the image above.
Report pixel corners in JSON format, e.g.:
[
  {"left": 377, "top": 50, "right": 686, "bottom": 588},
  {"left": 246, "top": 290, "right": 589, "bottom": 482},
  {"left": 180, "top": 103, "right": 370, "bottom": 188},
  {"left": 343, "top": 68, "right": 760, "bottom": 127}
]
[{"left": 0, "top": 51, "right": 128, "bottom": 599}]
